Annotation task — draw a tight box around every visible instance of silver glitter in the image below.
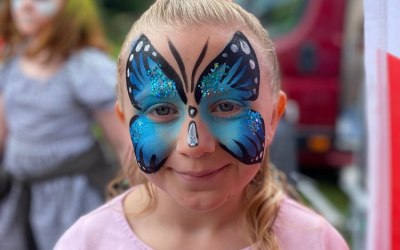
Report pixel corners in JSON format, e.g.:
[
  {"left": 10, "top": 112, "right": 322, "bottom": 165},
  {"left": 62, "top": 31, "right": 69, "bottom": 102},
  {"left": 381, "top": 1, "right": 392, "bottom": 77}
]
[
  {"left": 187, "top": 122, "right": 199, "bottom": 147},
  {"left": 131, "top": 120, "right": 144, "bottom": 144},
  {"left": 247, "top": 110, "right": 262, "bottom": 134}
]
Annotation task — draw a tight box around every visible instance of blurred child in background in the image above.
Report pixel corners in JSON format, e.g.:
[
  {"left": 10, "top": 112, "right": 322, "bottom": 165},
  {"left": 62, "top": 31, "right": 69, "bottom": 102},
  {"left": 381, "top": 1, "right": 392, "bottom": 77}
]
[{"left": 0, "top": 0, "right": 130, "bottom": 249}]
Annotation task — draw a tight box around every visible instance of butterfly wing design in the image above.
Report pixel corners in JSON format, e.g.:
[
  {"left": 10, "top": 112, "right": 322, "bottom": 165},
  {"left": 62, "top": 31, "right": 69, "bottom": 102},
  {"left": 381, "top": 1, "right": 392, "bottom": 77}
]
[
  {"left": 125, "top": 35, "right": 186, "bottom": 173},
  {"left": 195, "top": 31, "right": 260, "bottom": 104},
  {"left": 195, "top": 32, "right": 265, "bottom": 164}
]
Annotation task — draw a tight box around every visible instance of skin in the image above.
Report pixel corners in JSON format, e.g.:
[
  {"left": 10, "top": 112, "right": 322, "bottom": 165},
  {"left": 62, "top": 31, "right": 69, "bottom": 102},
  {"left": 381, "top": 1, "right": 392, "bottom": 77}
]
[
  {"left": 11, "top": 0, "right": 62, "bottom": 39},
  {"left": 126, "top": 31, "right": 266, "bottom": 173},
  {"left": 11, "top": 0, "right": 64, "bottom": 79},
  {"left": 117, "top": 25, "right": 286, "bottom": 249}
]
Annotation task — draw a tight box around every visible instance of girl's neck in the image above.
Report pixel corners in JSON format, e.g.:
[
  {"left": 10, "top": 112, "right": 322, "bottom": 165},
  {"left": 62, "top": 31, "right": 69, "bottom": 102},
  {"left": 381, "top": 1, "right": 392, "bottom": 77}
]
[
  {"left": 153, "top": 186, "right": 246, "bottom": 231},
  {"left": 20, "top": 50, "right": 64, "bottom": 81},
  {"left": 124, "top": 184, "right": 251, "bottom": 249}
]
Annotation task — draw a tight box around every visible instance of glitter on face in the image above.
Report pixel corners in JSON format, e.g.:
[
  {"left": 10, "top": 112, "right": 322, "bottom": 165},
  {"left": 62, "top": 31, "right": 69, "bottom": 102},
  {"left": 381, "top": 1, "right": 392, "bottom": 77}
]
[
  {"left": 130, "top": 120, "right": 144, "bottom": 144},
  {"left": 247, "top": 110, "right": 262, "bottom": 134},
  {"left": 147, "top": 66, "right": 178, "bottom": 98},
  {"left": 12, "top": 0, "right": 58, "bottom": 17},
  {"left": 199, "top": 63, "right": 228, "bottom": 97}
]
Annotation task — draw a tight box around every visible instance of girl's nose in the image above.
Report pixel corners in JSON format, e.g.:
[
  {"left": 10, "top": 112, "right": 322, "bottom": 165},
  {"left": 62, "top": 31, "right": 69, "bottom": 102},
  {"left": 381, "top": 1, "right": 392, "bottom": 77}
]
[{"left": 176, "top": 117, "right": 216, "bottom": 159}]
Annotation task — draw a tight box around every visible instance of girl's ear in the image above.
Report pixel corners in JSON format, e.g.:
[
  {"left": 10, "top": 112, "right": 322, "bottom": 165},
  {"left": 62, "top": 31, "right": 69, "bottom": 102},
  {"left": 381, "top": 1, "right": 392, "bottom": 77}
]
[
  {"left": 267, "top": 91, "right": 287, "bottom": 145},
  {"left": 276, "top": 91, "right": 287, "bottom": 120},
  {"left": 114, "top": 102, "right": 125, "bottom": 122}
]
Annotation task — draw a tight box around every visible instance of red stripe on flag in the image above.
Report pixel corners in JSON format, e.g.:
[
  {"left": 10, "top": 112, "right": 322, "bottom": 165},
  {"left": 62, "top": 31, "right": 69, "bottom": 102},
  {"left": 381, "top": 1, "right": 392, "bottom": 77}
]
[{"left": 388, "top": 52, "right": 400, "bottom": 250}]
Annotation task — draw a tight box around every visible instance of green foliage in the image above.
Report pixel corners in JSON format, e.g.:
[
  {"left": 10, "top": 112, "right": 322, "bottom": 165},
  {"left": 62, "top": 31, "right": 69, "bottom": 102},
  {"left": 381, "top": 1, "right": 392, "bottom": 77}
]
[
  {"left": 97, "top": 0, "right": 153, "bottom": 58},
  {"left": 98, "top": 0, "right": 152, "bottom": 14}
]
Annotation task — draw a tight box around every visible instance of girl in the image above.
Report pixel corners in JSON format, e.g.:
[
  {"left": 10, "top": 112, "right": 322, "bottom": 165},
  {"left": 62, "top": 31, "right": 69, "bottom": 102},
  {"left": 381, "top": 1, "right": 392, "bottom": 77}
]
[
  {"left": 0, "top": 0, "right": 130, "bottom": 249},
  {"left": 56, "top": 0, "right": 349, "bottom": 249}
]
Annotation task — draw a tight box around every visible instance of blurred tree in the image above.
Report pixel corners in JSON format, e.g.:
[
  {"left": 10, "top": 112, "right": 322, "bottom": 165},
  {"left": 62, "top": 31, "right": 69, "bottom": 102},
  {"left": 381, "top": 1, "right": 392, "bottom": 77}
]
[
  {"left": 96, "top": 0, "right": 152, "bottom": 57},
  {"left": 98, "top": 0, "right": 152, "bottom": 14}
]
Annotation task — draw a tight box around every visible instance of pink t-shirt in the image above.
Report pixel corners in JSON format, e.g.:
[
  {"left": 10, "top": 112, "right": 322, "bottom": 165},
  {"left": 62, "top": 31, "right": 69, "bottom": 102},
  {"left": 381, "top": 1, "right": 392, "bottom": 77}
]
[{"left": 55, "top": 189, "right": 349, "bottom": 250}]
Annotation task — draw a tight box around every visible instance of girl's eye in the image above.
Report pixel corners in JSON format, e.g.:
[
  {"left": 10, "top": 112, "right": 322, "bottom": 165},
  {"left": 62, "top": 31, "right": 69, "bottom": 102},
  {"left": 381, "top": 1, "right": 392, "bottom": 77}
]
[
  {"left": 155, "top": 106, "right": 172, "bottom": 116},
  {"left": 147, "top": 103, "right": 179, "bottom": 122},
  {"left": 210, "top": 100, "right": 244, "bottom": 117},
  {"left": 217, "top": 102, "right": 234, "bottom": 112}
]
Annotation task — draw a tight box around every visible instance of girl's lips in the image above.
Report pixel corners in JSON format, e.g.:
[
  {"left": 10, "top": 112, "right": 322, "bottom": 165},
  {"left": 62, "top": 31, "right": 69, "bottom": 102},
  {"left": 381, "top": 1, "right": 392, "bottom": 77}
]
[{"left": 174, "top": 165, "right": 229, "bottom": 180}]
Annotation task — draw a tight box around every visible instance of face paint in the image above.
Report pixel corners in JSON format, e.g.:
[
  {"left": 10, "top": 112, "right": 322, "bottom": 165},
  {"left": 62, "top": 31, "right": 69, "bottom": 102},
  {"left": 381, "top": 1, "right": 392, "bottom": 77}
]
[
  {"left": 11, "top": 0, "right": 22, "bottom": 11},
  {"left": 187, "top": 121, "right": 199, "bottom": 147},
  {"left": 188, "top": 106, "right": 197, "bottom": 118},
  {"left": 187, "top": 106, "right": 198, "bottom": 146},
  {"left": 126, "top": 35, "right": 187, "bottom": 173},
  {"left": 12, "top": 0, "right": 58, "bottom": 17},
  {"left": 195, "top": 31, "right": 265, "bottom": 164},
  {"left": 35, "top": 0, "right": 58, "bottom": 16},
  {"left": 126, "top": 31, "right": 265, "bottom": 173}
]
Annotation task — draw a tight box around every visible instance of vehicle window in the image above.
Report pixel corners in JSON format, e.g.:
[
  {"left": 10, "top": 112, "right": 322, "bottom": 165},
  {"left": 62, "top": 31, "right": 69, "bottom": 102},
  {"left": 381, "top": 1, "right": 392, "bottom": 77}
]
[{"left": 236, "top": 0, "right": 308, "bottom": 37}]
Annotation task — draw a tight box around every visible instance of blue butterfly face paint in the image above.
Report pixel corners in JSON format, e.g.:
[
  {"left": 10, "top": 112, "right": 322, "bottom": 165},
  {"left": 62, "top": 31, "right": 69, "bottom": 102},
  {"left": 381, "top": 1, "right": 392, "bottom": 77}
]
[
  {"left": 126, "top": 35, "right": 187, "bottom": 173},
  {"left": 195, "top": 32, "right": 265, "bottom": 164},
  {"left": 126, "top": 31, "right": 265, "bottom": 174}
]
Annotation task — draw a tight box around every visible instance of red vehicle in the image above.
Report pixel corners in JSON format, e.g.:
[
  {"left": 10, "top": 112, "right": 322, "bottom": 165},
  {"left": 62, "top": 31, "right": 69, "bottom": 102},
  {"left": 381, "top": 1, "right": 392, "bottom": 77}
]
[{"left": 237, "top": 0, "right": 363, "bottom": 168}]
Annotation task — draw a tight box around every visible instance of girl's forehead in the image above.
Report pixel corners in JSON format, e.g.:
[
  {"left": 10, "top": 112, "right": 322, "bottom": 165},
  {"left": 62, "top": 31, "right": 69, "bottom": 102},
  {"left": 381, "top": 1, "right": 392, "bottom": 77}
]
[
  {"left": 121, "top": 30, "right": 274, "bottom": 107},
  {"left": 125, "top": 26, "right": 261, "bottom": 64}
]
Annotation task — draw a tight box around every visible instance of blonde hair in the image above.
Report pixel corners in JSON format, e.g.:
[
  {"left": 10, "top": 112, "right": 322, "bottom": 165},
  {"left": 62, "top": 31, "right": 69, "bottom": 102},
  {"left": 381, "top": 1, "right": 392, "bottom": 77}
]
[
  {"left": 0, "top": 0, "right": 109, "bottom": 61},
  {"left": 113, "top": 0, "right": 284, "bottom": 249}
]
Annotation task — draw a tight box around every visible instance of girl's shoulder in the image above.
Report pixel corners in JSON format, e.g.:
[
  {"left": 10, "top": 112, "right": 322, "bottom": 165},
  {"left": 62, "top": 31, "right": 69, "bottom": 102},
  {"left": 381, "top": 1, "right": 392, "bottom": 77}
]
[
  {"left": 274, "top": 197, "right": 349, "bottom": 250},
  {"left": 70, "top": 48, "right": 112, "bottom": 62},
  {"left": 64, "top": 47, "right": 117, "bottom": 104},
  {"left": 55, "top": 188, "right": 137, "bottom": 250},
  {"left": 67, "top": 47, "right": 115, "bottom": 72}
]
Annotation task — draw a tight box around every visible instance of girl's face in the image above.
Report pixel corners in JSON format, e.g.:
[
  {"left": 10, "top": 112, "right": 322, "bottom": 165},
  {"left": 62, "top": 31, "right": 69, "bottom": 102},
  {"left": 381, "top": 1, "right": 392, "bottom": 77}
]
[
  {"left": 11, "top": 0, "right": 62, "bottom": 38},
  {"left": 121, "top": 26, "right": 285, "bottom": 211}
]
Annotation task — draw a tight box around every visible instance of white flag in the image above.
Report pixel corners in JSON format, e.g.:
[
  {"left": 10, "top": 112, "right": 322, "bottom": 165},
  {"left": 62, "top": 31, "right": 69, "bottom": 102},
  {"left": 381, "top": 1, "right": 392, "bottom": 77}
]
[{"left": 365, "top": 0, "right": 400, "bottom": 249}]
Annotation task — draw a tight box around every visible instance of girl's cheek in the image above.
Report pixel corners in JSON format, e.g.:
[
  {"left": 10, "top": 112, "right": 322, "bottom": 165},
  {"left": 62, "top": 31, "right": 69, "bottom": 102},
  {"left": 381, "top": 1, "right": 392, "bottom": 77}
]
[
  {"left": 202, "top": 109, "right": 266, "bottom": 165},
  {"left": 129, "top": 114, "right": 183, "bottom": 173}
]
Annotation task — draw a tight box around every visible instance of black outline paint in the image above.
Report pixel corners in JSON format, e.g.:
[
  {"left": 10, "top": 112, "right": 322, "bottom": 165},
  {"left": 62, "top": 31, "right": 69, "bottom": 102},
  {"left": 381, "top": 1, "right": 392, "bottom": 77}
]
[
  {"left": 188, "top": 106, "right": 198, "bottom": 118},
  {"left": 168, "top": 39, "right": 188, "bottom": 92},
  {"left": 191, "top": 40, "right": 209, "bottom": 92}
]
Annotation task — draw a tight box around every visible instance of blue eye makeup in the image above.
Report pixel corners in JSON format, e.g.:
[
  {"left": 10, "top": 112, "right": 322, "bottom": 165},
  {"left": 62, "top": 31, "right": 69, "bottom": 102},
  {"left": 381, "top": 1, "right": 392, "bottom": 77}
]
[{"left": 126, "top": 31, "right": 265, "bottom": 174}]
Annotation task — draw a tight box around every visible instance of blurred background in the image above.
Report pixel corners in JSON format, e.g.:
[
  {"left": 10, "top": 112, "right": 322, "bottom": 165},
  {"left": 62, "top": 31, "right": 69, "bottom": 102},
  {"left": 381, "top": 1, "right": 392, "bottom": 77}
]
[{"left": 95, "top": 0, "right": 367, "bottom": 248}]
